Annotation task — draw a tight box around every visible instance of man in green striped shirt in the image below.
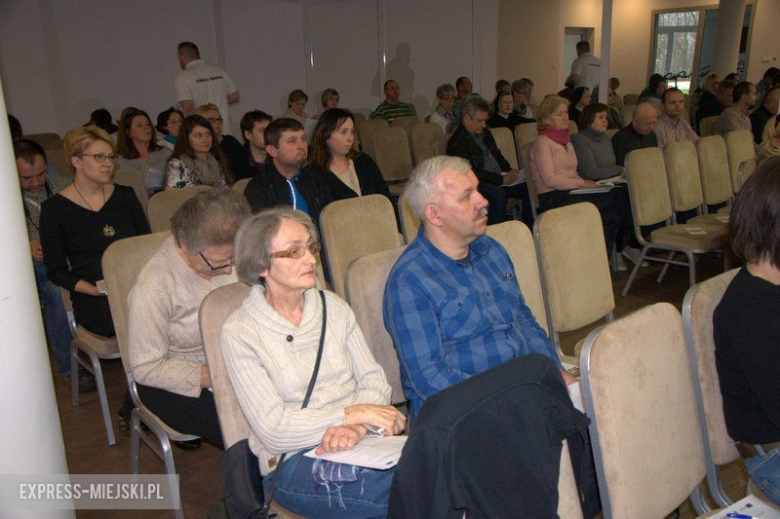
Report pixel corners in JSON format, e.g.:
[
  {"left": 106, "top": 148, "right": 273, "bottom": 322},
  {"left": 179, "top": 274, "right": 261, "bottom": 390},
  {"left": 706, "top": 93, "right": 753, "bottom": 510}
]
[{"left": 373, "top": 79, "right": 416, "bottom": 125}]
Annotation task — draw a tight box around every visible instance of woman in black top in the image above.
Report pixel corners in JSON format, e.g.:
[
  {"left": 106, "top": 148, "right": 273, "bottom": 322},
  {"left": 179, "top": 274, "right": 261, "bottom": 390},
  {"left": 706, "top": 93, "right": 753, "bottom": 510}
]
[
  {"left": 41, "top": 126, "right": 150, "bottom": 337},
  {"left": 713, "top": 158, "right": 780, "bottom": 507},
  {"left": 308, "top": 108, "right": 390, "bottom": 202},
  {"left": 488, "top": 92, "right": 532, "bottom": 131},
  {"left": 568, "top": 87, "right": 591, "bottom": 125}
]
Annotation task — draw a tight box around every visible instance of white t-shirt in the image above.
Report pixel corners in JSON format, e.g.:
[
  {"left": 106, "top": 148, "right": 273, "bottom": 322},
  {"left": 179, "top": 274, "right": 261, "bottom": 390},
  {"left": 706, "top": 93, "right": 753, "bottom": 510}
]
[
  {"left": 174, "top": 59, "right": 238, "bottom": 135},
  {"left": 570, "top": 52, "right": 601, "bottom": 91}
]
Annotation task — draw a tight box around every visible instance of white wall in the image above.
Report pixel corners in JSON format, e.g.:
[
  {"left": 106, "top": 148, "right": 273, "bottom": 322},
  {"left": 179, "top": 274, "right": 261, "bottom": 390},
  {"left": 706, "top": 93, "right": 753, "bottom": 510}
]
[{"left": 0, "top": 0, "right": 497, "bottom": 136}]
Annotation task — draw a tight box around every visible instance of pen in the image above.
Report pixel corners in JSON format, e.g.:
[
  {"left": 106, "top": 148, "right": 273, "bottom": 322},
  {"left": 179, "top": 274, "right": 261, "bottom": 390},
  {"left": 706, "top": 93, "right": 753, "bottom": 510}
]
[{"left": 726, "top": 513, "right": 764, "bottom": 519}]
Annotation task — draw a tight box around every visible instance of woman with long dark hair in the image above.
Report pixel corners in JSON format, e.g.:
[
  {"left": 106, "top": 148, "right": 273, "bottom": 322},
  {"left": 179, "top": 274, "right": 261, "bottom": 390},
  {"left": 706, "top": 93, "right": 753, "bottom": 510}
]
[{"left": 165, "top": 114, "right": 231, "bottom": 189}]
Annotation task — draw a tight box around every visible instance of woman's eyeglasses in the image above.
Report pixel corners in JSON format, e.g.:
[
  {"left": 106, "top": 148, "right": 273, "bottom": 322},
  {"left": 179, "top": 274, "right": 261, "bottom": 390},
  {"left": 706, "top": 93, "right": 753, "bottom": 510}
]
[
  {"left": 199, "top": 251, "right": 233, "bottom": 271},
  {"left": 270, "top": 243, "right": 321, "bottom": 259},
  {"left": 81, "top": 153, "right": 119, "bottom": 164}
]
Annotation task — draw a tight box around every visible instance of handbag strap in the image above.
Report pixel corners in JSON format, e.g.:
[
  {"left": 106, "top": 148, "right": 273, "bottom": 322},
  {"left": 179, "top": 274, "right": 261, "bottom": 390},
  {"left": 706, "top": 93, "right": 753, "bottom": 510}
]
[{"left": 259, "top": 290, "right": 327, "bottom": 518}]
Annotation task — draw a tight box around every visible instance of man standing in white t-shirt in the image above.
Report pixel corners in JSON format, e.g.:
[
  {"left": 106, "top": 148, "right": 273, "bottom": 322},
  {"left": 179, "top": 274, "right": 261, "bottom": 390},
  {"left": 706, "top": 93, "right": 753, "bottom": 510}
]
[
  {"left": 569, "top": 41, "right": 600, "bottom": 91},
  {"left": 174, "top": 41, "right": 240, "bottom": 135}
]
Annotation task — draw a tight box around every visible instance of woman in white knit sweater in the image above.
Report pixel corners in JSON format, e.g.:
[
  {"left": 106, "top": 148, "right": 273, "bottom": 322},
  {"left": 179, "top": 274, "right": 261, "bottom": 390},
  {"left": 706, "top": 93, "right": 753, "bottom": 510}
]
[
  {"left": 222, "top": 207, "right": 406, "bottom": 519},
  {"left": 127, "top": 188, "right": 251, "bottom": 448}
]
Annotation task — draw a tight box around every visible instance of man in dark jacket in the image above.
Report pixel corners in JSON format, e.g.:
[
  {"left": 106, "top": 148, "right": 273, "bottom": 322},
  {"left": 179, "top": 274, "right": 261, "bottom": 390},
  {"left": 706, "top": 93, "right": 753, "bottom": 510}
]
[
  {"left": 243, "top": 118, "right": 331, "bottom": 225},
  {"left": 231, "top": 110, "right": 272, "bottom": 181},
  {"left": 446, "top": 95, "right": 531, "bottom": 225}
]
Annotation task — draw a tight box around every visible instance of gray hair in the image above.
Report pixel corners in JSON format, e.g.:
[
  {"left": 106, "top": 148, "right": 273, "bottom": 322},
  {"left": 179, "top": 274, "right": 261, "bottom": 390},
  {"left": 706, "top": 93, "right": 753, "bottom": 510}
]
[
  {"left": 435, "top": 83, "right": 456, "bottom": 99},
  {"left": 234, "top": 207, "right": 318, "bottom": 285},
  {"left": 171, "top": 188, "right": 251, "bottom": 253},
  {"left": 511, "top": 78, "right": 533, "bottom": 95},
  {"left": 404, "top": 155, "right": 472, "bottom": 221},
  {"left": 462, "top": 95, "right": 490, "bottom": 119}
]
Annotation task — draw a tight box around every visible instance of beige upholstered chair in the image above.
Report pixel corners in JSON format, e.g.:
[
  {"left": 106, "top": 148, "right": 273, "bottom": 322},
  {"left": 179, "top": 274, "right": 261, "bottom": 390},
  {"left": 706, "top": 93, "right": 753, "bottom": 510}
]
[
  {"left": 410, "top": 122, "right": 445, "bottom": 165},
  {"left": 102, "top": 232, "right": 199, "bottom": 519},
  {"left": 372, "top": 126, "right": 414, "bottom": 196},
  {"left": 580, "top": 303, "right": 710, "bottom": 518},
  {"left": 605, "top": 128, "right": 618, "bottom": 139},
  {"left": 60, "top": 287, "right": 119, "bottom": 446},
  {"left": 533, "top": 203, "right": 614, "bottom": 358},
  {"left": 682, "top": 269, "right": 740, "bottom": 508},
  {"left": 319, "top": 194, "right": 403, "bottom": 298},
  {"left": 700, "top": 116, "right": 719, "bottom": 137},
  {"left": 47, "top": 148, "right": 71, "bottom": 179},
  {"left": 114, "top": 169, "right": 149, "bottom": 217},
  {"left": 398, "top": 193, "right": 420, "bottom": 244},
  {"left": 356, "top": 118, "right": 389, "bottom": 159},
  {"left": 231, "top": 178, "right": 251, "bottom": 195},
  {"left": 514, "top": 122, "right": 538, "bottom": 149},
  {"left": 697, "top": 135, "right": 734, "bottom": 215},
  {"left": 147, "top": 185, "right": 211, "bottom": 232},
  {"left": 26, "top": 132, "right": 61, "bottom": 149},
  {"left": 619, "top": 105, "right": 636, "bottom": 127},
  {"left": 520, "top": 141, "right": 540, "bottom": 218},
  {"left": 663, "top": 141, "right": 728, "bottom": 228},
  {"left": 622, "top": 147, "right": 726, "bottom": 296},
  {"left": 199, "top": 283, "right": 306, "bottom": 519},
  {"left": 568, "top": 120, "right": 578, "bottom": 135},
  {"left": 622, "top": 93, "right": 639, "bottom": 106},
  {"left": 724, "top": 129, "right": 756, "bottom": 193},
  {"left": 488, "top": 127, "right": 519, "bottom": 169},
  {"left": 344, "top": 246, "right": 407, "bottom": 405},
  {"left": 392, "top": 114, "right": 420, "bottom": 138}
]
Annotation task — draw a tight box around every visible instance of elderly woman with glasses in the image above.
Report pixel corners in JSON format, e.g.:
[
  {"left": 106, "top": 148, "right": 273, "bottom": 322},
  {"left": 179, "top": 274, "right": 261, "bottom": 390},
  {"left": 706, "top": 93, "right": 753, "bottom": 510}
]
[
  {"left": 127, "top": 189, "right": 250, "bottom": 447},
  {"left": 40, "top": 126, "right": 150, "bottom": 338},
  {"left": 222, "top": 207, "right": 406, "bottom": 518}
]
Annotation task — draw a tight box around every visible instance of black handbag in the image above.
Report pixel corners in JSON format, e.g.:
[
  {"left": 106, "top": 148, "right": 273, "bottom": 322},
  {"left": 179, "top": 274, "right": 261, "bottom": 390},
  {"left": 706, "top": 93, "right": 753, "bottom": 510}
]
[{"left": 219, "top": 290, "right": 328, "bottom": 519}]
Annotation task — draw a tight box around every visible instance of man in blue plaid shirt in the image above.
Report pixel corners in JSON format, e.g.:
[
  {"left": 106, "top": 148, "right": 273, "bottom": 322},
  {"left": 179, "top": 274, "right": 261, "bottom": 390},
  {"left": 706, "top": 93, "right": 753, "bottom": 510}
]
[{"left": 383, "top": 156, "right": 574, "bottom": 418}]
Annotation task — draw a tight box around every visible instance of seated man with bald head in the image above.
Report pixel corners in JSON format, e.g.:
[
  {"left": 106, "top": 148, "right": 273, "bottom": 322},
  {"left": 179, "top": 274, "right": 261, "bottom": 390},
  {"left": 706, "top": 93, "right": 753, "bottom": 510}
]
[
  {"left": 750, "top": 86, "right": 779, "bottom": 144},
  {"left": 611, "top": 102, "right": 659, "bottom": 166}
]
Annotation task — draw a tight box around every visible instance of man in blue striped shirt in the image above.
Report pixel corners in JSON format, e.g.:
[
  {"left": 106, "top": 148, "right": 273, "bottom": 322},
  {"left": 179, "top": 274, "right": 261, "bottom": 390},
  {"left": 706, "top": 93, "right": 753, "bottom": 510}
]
[{"left": 383, "top": 156, "right": 572, "bottom": 418}]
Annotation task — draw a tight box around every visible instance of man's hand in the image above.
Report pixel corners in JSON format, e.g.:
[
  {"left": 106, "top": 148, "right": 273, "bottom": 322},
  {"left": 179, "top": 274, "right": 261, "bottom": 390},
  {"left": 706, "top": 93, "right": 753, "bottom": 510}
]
[
  {"left": 200, "top": 365, "right": 212, "bottom": 389},
  {"left": 315, "top": 425, "right": 366, "bottom": 455},
  {"left": 344, "top": 404, "right": 406, "bottom": 435},
  {"left": 502, "top": 171, "right": 520, "bottom": 186},
  {"left": 561, "top": 370, "right": 578, "bottom": 386},
  {"left": 75, "top": 280, "right": 103, "bottom": 297},
  {"left": 582, "top": 180, "right": 598, "bottom": 188},
  {"left": 30, "top": 239, "right": 43, "bottom": 262}
]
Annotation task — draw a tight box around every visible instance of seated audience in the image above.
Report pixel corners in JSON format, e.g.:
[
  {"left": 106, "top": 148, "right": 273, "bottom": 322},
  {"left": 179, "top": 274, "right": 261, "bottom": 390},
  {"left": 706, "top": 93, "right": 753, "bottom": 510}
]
[
  {"left": 373, "top": 80, "right": 416, "bottom": 124},
  {"left": 156, "top": 108, "right": 184, "bottom": 151},
  {"left": 639, "top": 73, "right": 666, "bottom": 102},
  {"left": 530, "top": 95, "right": 636, "bottom": 267},
  {"left": 231, "top": 110, "right": 273, "bottom": 182},
  {"left": 8, "top": 114, "right": 23, "bottom": 142},
  {"left": 494, "top": 79, "right": 510, "bottom": 96},
  {"left": 654, "top": 87, "right": 699, "bottom": 149},
  {"left": 446, "top": 95, "right": 532, "bottom": 226},
  {"left": 40, "top": 126, "right": 150, "bottom": 337},
  {"left": 712, "top": 81, "right": 756, "bottom": 135},
  {"left": 697, "top": 79, "right": 734, "bottom": 132},
  {"left": 243, "top": 118, "right": 331, "bottom": 224},
  {"left": 568, "top": 87, "right": 591, "bottom": 124},
  {"left": 488, "top": 92, "right": 532, "bottom": 131},
  {"left": 750, "top": 87, "right": 779, "bottom": 144},
  {"left": 452, "top": 76, "right": 473, "bottom": 120},
  {"left": 116, "top": 108, "right": 172, "bottom": 192},
  {"left": 609, "top": 77, "right": 622, "bottom": 108},
  {"left": 724, "top": 72, "right": 741, "bottom": 83},
  {"left": 85, "top": 108, "right": 118, "bottom": 135},
  {"left": 313, "top": 88, "right": 339, "bottom": 119},
  {"left": 611, "top": 102, "right": 659, "bottom": 166},
  {"left": 756, "top": 67, "right": 780, "bottom": 102},
  {"left": 557, "top": 77, "right": 576, "bottom": 101},
  {"left": 511, "top": 78, "right": 536, "bottom": 119},
  {"left": 222, "top": 207, "right": 405, "bottom": 518},
  {"left": 757, "top": 117, "right": 780, "bottom": 166},
  {"left": 128, "top": 188, "right": 250, "bottom": 448},
  {"left": 427, "top": 83, "right": 457, "bottom": 134},
  {"left": 308, "top": 108, "right": 390, "bottom": 202},
  {"left": 383, "top": 155, "right": 574, "bottom": 419},
  {"left": 571, "top": 103, "right": 623, "bottom": 180},
  {"left": 195, "top": 103, "right": 242, "bottom": 164},
  {"left": 713, "top": 158, "right": 780, "bottom": 508},
  {"left": 283, "top": 89, "right": 309, "bottom": 125},
  {"left": 166, "top": 114, "right": 230, "bottom": 189}
]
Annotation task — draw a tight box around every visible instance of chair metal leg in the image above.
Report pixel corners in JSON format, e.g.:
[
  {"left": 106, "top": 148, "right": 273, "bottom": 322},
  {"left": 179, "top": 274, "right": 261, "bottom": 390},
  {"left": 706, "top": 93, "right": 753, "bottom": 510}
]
[
  {"left": 160, "top": 435, "right": 183, "bottom": 519},
  {"left": 687, "top": 252, "right": 697, "bottom": 287},
  {"left": 89, "top": 351, "right": 115, "bottom": 446},
  {"left": 691, "top": 482, "right": 711, "bottom": 515},
  {"left": 70, "top": 340, "right": 79, "bottom": 407},
  {"left": 131, "top": 409, "right": 141, "bottom": 474},
  {"left": 657, "top": 252, "right": 675, "bottom": 284},
  {"left": 621, "top": 246, "right": 649, "bottom": 296}
]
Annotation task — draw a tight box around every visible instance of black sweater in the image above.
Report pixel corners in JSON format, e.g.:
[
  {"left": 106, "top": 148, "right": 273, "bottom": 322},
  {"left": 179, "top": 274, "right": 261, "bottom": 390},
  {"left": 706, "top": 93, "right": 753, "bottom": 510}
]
[
  {"left": 446, "top": 124, "right": 509, "bottom": 186},
  {"left": 310, "top": 153, "right": 391, "bottom": 202}
]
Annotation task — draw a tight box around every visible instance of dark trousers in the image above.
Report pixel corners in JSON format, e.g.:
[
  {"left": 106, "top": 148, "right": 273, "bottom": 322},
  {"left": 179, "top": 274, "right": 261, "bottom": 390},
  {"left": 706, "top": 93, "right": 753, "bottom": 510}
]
[
  {"left": 478, "top": 181, "right": 534, "bottom": 227},
  {"left": 136, "top": 383, "right": 224, "bottom": 448}
]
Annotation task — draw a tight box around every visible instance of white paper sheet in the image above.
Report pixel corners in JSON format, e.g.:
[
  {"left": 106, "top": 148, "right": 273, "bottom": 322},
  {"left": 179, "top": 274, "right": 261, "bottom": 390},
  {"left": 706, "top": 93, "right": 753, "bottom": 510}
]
[{"left": 304, "top": 435, "right": 407, "bottom": 470}]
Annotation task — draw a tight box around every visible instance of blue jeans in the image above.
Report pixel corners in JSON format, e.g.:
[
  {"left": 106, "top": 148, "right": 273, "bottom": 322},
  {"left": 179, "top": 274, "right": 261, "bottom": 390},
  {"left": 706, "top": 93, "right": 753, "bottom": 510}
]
[
  {"left": 34, "top": 261, "right": 72, "bottom": 375},
  {"left": 745, "top": 447, "right": 780, "bottom": 506},
  {"left": 263, "top": 450, "right": 394, "bottom": 519}
]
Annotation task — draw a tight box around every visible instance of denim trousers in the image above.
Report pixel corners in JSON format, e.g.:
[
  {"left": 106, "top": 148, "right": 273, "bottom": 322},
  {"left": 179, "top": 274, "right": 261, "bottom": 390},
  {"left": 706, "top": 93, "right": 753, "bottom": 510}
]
[
  {"left": 263, "top": 450, "right": 394, "bottom": 519},
  {"left": 34, "top": 261, "right": 72, "bottom": 375},
  {"left": 745, "top": 447, "right": 780, "bottom": 506}
]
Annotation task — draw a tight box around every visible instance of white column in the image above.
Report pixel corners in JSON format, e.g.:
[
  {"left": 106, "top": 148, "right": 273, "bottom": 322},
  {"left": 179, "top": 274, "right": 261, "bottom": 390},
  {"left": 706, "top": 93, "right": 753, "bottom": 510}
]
[
  {"left": 0, "top": 75, "right": 74, "bottom": 518},
  {"left": 598, "top": 0, "right": 613, "bottom": 104},
  {"left": 711, "top": 0, "right": 746, "bottom": 78}
]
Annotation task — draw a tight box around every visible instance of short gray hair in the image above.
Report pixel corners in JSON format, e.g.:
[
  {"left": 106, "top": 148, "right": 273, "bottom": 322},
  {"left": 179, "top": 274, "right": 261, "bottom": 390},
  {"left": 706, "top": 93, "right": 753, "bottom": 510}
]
[
  {"left": 234, "top": 207, "right": 318, "bottom": 285},
  {"left": 435, "top": 83, "right": 456, "bottom": 99},
  {"left": 511, "top": 78, "right": 533, "bottom": 95},
  {"left": 404, "top": 155, "right": 471, "bottom": 221},
  {"left": 462, "top": 95, "right": 490, "bottom": 119},
  {"left": 171, "top": 188, "right": 251, "bottom": 253}
]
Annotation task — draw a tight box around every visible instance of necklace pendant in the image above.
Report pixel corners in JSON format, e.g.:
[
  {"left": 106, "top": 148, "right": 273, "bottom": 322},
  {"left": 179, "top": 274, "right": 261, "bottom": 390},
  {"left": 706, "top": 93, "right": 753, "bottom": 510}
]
[{"left": 103, "top": 224, "right": 116, "bottom": 238}]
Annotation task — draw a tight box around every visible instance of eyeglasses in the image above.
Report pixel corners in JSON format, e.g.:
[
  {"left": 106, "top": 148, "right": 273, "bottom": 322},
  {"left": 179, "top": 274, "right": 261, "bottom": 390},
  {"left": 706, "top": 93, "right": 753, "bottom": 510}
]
[
  {"left": 208, "top": 117, "right": 224, "bottom": 124},
  {"left": 270, "top": 242, "right": 321, "bottom": 259},
  {"left": 81, "top": 153, "right": 119, "bottom": 164},
  {"left": 199, "top": 251, "right": 232, "bottom": 271}
]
